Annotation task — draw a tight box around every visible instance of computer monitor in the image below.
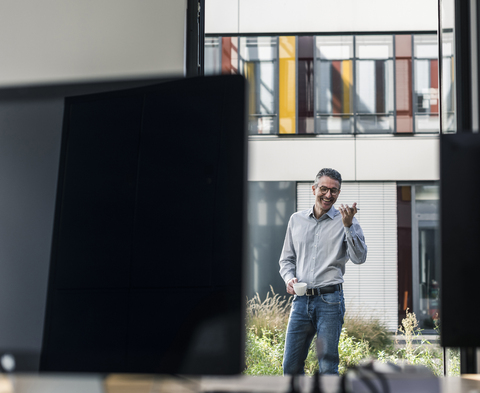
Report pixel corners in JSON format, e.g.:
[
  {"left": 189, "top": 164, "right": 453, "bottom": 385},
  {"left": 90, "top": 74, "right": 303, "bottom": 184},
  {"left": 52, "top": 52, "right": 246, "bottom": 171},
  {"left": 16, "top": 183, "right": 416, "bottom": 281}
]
[
  {"left": 440, "top": 133, "right": 480, "bottom": 347},
  {"left": 0, "top": 75, "right": 247, "bottom": 374}
]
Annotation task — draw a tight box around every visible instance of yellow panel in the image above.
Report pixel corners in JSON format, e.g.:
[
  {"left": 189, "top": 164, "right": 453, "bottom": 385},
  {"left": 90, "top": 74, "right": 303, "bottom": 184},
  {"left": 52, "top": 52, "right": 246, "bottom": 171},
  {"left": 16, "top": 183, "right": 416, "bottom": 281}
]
[
  {"left": 342, "top": 60, "right": 352, "bottom": 115},
  {"left": 279, "top": 36, "right": 296, "bottom": 134},
  {"left": 244, "top": 61, "right": 256, "bottom": 118}
]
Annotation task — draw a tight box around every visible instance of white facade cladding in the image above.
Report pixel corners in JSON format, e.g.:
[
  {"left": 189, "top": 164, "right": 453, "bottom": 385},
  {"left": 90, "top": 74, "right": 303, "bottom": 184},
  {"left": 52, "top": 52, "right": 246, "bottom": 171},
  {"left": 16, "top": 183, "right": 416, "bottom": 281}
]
[
  {"left": 297, "top": 182, "right": 398, "bottom": 331},
  {"left": 248, "top": 135, "right": 440, "bottom": 182},
  {"left": 205, "top": 0, "right": 438, "bottom": 34}
]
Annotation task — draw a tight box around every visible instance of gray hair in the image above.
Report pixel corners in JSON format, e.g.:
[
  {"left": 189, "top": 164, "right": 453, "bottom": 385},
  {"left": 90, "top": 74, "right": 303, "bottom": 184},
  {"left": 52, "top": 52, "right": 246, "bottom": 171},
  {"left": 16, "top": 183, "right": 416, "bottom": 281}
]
[{"left": 313, "top": 168, "right": 342, "bottom": 188}]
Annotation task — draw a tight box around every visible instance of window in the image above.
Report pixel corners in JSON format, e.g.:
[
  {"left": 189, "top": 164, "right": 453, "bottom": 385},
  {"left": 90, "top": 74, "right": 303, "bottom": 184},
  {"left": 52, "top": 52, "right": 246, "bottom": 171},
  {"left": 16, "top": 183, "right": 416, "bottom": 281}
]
[
  {"left": 239, "top": 37, "right": 278, "bottom": 135},
  {"left": 397, "top": 184, "right": 439, "bottom": 331},
  {"left": 440, "top": 31, "right": 456, "bottom": 133},
  {"left": 205, "top": 33, "right": 438, "bottom": 135},
  {"left": 355, "top": 36, "right": 395, "bottom": 133},
  {"left": 315, "top": 36, "right": 354, "bottom": 133},
  {"left": 414, "top": 35, "right": 440, "bottom": 133},
  {"left": 205, "top": 37, "right": 222, "bottom": 75}
]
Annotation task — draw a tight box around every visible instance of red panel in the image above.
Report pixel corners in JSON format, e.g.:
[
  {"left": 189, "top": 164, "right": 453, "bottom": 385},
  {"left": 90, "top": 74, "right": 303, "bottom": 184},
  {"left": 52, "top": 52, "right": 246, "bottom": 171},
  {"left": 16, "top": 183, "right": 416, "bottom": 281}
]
[
  {"left": 395, "top": 35, "right": 413, "bottom": 133},
  {"left": 222, "top": 37, "right": 232, "bottom": 74}
]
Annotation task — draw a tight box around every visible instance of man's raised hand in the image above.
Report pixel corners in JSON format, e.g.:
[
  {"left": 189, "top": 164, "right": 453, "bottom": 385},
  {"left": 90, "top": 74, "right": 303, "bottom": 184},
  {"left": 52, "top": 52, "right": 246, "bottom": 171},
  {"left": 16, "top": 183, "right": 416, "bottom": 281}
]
[{"left": 339, "top": 202, "right": 358, "bottom": 228}]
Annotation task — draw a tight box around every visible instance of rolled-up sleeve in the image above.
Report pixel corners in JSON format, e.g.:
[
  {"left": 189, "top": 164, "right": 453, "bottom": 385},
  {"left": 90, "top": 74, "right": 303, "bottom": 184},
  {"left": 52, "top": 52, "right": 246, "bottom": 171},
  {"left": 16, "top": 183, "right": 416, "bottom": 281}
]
[
  {"left": 279, "top": 217, "right": 297, "bottom": 284},
  {"left": 344, "top": 220, "right": 367, "bottom": 264}
]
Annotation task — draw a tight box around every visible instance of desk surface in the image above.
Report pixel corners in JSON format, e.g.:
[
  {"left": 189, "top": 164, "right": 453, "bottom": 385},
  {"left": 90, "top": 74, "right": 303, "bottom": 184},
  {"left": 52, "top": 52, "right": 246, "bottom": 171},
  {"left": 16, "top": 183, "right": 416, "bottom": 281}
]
[{"left": 0, "top": 374, "right": 479, "bottom": 393}]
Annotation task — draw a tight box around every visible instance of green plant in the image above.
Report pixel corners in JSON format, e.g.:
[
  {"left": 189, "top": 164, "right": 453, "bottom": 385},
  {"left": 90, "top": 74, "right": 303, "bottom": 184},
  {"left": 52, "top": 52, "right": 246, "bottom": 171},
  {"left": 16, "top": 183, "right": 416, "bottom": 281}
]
[
  {"left": 343, "top": 311, "right": 393, "bottom": 353},
  {"left": 244, "top": 327, "right": 285, "bottom": 375},
  {"left": 446, "top": 348, "right": 460, "bottom": 376},
  {"left": 338, "top": 328, "right": 371, "bottom": 374}
]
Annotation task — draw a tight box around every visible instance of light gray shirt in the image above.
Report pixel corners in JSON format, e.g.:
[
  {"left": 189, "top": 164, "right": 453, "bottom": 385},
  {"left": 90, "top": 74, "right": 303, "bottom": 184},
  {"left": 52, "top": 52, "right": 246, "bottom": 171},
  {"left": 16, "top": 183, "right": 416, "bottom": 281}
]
[{"left": 279, "top": 205, "right": 367, "bottom": 288}]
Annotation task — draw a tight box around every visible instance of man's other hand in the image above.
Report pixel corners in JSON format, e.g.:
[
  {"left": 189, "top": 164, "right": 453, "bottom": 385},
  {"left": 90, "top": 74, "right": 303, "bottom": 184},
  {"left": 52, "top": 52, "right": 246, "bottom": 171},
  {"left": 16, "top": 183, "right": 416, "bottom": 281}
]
[{"left": 287, "top": 278, "right": 298, "bottom": 295}]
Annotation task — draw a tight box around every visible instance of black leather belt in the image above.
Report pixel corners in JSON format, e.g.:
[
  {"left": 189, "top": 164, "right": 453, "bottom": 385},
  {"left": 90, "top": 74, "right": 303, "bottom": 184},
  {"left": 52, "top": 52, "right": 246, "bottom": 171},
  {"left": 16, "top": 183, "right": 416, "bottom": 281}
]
[{"left": 306, "top": 283, "right": 342, "bottom": 296}]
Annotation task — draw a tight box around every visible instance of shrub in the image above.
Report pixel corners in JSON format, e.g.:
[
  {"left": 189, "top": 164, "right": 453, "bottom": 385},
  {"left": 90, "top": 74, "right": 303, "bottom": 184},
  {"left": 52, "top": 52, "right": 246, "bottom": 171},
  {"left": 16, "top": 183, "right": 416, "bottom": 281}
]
[
  {"left": 343, "top": 310, "right": 393, "bottom": 353},
  {"left": 244, "top": 291, "right": 457, "bottom": 376}
]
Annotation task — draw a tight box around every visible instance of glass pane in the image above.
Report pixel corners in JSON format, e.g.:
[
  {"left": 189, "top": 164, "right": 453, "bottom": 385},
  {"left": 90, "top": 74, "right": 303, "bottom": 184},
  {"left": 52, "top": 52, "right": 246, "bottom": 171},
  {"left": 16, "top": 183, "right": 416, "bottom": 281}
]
[
  {"left": 298, "top": 36, "right": 314, "bottom": 134},
  {"left": 440, "top": 0, "right": 456, "bottom": 133},
  {"left": 413, "top": 35, "right": 439, "bottom": 134},
  {"left": 418, "top": 221, "right": 440, "bottom": 329},
  {"left": 205, "top": 37, "right": 221, "bottom": 75},
  {"left": 414, "top": 184, "right": 440, "bottom": 331},
  {"left": 415, "top": 114, "right": 440, "bottom": 132},
  {"left": 314, "top": 36, "right": 354, "bottom": 134},
  {"left": 357, "top": 35, "right": 394, "bottom": 59},
  {"left": 356, "top": 114, "right": 394, "bottom": 132},
  {"left": 239, "top": 37, "right": 277, "bottom": 134},
  {"left": 247, "top": 182, "right": 295, "bottom": 297},
  {"left": 355, "top": 36, "right": 394, "bottom": 133}
]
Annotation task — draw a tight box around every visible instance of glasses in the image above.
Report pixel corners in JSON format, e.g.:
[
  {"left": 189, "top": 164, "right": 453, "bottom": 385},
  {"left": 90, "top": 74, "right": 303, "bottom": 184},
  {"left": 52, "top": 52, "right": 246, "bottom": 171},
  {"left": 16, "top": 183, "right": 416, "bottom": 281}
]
[{"left": 318, "top": 186, "right": 340, "bottom": 196}]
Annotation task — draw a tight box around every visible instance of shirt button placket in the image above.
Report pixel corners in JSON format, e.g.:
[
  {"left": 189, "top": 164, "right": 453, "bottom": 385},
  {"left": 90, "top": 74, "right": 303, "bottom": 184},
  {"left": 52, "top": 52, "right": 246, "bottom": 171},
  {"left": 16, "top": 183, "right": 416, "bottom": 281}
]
[{"left": 312, "top": 222, "right": 318, "bottom": 285}]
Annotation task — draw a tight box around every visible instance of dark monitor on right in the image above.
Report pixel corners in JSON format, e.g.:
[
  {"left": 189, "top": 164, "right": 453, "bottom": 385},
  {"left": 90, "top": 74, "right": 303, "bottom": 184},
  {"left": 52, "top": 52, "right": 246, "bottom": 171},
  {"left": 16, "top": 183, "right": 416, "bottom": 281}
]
[{"left": 440, "top": 133, "right": 480, "bottom": 347}]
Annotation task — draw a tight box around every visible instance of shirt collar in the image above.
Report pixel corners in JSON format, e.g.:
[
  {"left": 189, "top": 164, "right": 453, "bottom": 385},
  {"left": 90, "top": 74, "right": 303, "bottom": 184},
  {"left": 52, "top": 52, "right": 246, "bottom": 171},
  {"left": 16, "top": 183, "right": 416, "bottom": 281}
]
[{"left": 308, "top": 205, "right": 338, "bottom": 220}]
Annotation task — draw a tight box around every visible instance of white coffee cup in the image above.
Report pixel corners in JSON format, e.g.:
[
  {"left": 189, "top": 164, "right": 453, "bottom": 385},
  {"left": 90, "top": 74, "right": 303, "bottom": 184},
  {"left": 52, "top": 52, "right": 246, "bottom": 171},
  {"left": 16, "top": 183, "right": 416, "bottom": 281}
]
[{"left": 293, "top": 282, "right": 307, "bottom": 296}]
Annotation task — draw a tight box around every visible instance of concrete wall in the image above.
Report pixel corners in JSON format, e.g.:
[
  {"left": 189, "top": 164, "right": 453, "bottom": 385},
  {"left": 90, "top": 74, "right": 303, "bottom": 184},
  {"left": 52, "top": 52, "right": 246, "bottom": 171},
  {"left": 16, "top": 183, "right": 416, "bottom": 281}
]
[
  {"left": 0, "top": 0, "right": 186, "bottom": 86},
  {"left": 206, "top": 0, "right": 438, "bottom": 34},
  {"left": 248, "top": 135, "right": 440, "bottom": 182}
]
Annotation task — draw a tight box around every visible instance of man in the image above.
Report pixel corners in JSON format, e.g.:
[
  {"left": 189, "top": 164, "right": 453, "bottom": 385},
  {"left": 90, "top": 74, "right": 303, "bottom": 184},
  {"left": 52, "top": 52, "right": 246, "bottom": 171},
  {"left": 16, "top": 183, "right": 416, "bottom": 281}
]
[{"left": 279, "top": 168, "right": 367, "bottom": 375}]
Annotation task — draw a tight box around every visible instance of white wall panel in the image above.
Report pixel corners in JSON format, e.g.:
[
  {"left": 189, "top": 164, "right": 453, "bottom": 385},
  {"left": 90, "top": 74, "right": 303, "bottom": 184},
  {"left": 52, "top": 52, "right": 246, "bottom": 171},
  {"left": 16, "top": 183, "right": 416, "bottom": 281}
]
[
  {"left": 297, "top": 182, "right": 398, "bottom": 331},
  {"left": 205, "top": 0, "right": 239, "bottom": 34},
  {"left": 0, "top": 0, "right": 186, "bottom": 86},
  {"left": 355, "top": 136, "right": 439, "bottom": 180},
  {"left": 249, "top": 136, "right": 439, "bottom": 182},
  {"left": 248, "top": 137, "right": 356, "bottom": 181},
  {"left": 206, "top": 0, "right": 437, "bottom": 34}
]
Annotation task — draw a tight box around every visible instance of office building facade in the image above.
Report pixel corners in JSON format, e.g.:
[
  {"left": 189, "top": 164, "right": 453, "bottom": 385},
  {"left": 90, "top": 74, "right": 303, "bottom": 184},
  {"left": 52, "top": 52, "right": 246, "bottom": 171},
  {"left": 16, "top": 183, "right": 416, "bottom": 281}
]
[{"left": 206, "top": 0, "right": 441, "bottom": 331}]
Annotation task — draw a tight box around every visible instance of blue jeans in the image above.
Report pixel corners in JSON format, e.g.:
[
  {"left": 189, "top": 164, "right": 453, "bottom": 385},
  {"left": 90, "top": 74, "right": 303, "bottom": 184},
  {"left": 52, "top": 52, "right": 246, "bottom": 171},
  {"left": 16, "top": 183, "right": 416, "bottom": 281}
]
[{"left": 283, "top": 290, "right": 345, "bottom": 375}]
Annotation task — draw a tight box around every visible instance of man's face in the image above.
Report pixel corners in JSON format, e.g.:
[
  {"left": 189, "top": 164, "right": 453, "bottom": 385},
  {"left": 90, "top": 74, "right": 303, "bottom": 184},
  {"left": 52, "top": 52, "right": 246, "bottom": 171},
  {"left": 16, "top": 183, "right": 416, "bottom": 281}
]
[{"left": 311, "top": 176, "right": 341, "bottom": 212}]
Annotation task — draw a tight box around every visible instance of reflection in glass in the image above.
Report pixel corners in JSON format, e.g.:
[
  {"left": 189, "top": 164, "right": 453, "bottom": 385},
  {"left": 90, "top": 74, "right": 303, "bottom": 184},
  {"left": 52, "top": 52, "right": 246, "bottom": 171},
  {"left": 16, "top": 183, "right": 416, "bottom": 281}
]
[
  {"left": 205, "top": 37, "right": 221, "bottom": 75},
  {"left": 298, "top": 36, "right": 314, "bottom": 134},
  {"left": 414, "top": 35, "right": 440, "bottom": 133},
  {"left": 248, "top": 182, "right": 295, "bottom": 298},
  {"left": 239, "top": 37, "right": 278, "bottom": 134},
  {"left": 439, "top": 0, "right": 456, "bottom": 133},
  {"left": 356, "top": 36, "right": 394, "bottom": 133},
  {"left": 440, "top": 34, "right": 456, "bottom": 133},
  {"left": 315, "top": 36, "right": 354, "bottom": 133},
  {"left": 414, "top": 185, "right": 440, "bottom": 330}
]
